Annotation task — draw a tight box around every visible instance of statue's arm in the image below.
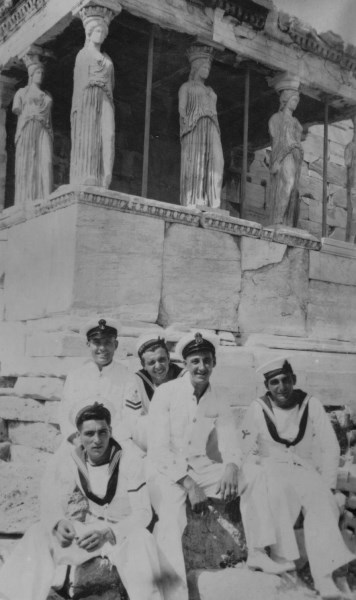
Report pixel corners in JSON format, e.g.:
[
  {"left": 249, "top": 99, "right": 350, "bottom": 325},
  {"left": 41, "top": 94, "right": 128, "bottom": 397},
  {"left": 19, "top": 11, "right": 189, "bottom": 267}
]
[
  {"left": 178, "top": 83, "right": 188, "bottom": 118},
  {"left": 12, "top": 88, "right": 23, "bottom": 116}
]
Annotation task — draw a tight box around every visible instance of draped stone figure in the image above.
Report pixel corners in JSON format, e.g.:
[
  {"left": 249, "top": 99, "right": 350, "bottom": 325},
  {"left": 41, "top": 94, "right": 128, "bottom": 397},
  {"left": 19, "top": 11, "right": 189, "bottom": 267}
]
[
  {"left": 268, "top": 78, "right": 303, "bottom": 227},
  {"left": 179, "top": 44, "right": 224, "bottom": 208},
  {"left": 70, "top": 3, "right": 121, "bottom": 188},
  {"left": 13, "top": 54, "right": 53, "bottom": 206}
]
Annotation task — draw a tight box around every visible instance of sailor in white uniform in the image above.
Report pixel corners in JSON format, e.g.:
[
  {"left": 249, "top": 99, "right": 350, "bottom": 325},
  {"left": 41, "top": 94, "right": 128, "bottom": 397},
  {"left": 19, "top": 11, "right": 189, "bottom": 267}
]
[
  {"left": 123, "top": 331, "right": 183, "bottom": 452},
  {"left": 146, "top": 331, "right": 242, "bottom": 600},
  {"left": 0, "top": 403, "right": 163, "bottom": 600},
  {"left": 238, "top": 357, "right": 354, "bottom": 599},
  {"left": 60, "top": 318, "right": 137, "bottom": 446}
]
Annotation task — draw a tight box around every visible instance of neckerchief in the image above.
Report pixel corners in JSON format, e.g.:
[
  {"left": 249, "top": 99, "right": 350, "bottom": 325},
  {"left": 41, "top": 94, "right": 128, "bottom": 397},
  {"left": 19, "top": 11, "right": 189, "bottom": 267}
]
[
  {"left": 71, "top": 438, "right": 122, "bottom": 506},
  {"left": 136, "top": 362, "right": 183, "bottom": 401},
  {"left": 257, "top": 389, "right": 309, "bottom": 448}
]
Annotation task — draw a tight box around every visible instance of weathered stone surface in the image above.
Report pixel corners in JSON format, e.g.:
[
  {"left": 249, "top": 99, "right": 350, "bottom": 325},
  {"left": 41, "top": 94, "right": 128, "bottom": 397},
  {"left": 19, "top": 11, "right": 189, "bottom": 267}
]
[
  {"left": 245, "top": 333, "right": 356, "bottom": 355},
  {"left": 14, "top": 376, "right": 64, "bottom": 401},
  {"left": 320, "top": 237, "right": 356, "bottom": 258},
  {"left": 160, "top": 225, "right": 241, "bottom": 331},
  {"left": 0, "top": 356, "right": 86, "bottom": 378},
  {"left": 26, "top": 332, "right": 86, "bottom": 357},
  {"left": 0, "top": 321, "right": 26, "bottom": 363},
  {"left": 308, "top": 281, "right": 356, "bottom": 342},
  {"left": 4, "top": 204, "right": 78, "bottom": 320},
  {"left": 188, "top": 567, "right": 316, "bottom": 600},
  {"left": 309, "top": 251, "right": 356, "bottom": 286},
  {"left": 8, "top": 421, "right": 61, "bottom": 452},
  {"left": 0, "top": 446, "right": 50, "bottom": 532},
  {"left": 213, "top": 347, "right": 256, "bottom": 407},
  {"left": 0, "top": 440, "right": 10, "bottom": 461},
  {"left": 241, "top": 238, "right": 286, "bottom": 271},
  {"left": 0, "top": 396, "right": 59, "bottom": 423},
  {"left": 238, "top": 248, "right": 308, "bottom": 337},
  {"left": 0, "top": 416, "right": 8, "bottom": 440},
  {"left": 73, "top": 204, "right": 164, "bottom": 322}
]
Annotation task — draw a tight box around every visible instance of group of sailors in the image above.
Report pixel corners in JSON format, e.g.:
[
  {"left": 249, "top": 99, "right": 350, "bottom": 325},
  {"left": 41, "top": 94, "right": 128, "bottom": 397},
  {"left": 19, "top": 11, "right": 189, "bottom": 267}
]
[{"left": 0, "top": 318, "right": 353, "bottom": 600}]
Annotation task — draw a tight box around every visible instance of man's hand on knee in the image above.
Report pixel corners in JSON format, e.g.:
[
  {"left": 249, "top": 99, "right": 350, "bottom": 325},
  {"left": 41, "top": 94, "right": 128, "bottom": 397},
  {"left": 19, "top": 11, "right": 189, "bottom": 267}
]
[
  {"left": 77, "top": 528, "right": 114, "bottom": 552},
  {"left": 54, "top": 519, "right": 76, "bottom": 547},
  {"left": 179, "top": 475, "right": 208, "bottom": 513},
  {"left": 216, "top": 463, "right": 239, "bottom": 502}
]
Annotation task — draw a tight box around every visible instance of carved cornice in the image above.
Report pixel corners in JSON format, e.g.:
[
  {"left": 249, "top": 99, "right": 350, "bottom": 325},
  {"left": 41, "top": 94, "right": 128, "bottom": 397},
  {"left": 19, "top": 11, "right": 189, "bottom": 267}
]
[
  {"left": 191, "top": 0, "right": 269, "bottom": 30},
  {"left": 0, "top": 0, "right": 47, "bottom": 43},
  {"left": 261, "top": 226, "right": 321, "bottom": 250},
  {"left": 2, "top": 187, "right": 322, "bottom": 251},
  {"left": 31, "top": 186, "right": 202, "bottom": 227},
  {"left": 200, "top": 212, "right": 262, "bottom": 237},
  {"left": 278, "top": 13, "right": 356, "bottom": 73}
]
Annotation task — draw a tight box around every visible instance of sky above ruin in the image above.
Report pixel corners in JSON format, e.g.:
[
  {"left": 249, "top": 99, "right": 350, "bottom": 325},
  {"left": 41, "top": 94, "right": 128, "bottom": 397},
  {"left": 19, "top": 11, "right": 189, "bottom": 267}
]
[{"left": 273, "top": 0, "right": 356, "bottom": 46}]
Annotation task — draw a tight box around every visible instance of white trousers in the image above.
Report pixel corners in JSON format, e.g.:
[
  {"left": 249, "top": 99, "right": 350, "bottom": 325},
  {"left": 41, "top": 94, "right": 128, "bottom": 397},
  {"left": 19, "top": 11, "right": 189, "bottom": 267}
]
[
  {"left": 148, "top": 462, "right": 272, "bottom": 600},
  {"left": 243, "top": 460, "right": 354, "bottom": 585},
  {"left": 0, "top": 522, "right": 163, "bottom": 600}
]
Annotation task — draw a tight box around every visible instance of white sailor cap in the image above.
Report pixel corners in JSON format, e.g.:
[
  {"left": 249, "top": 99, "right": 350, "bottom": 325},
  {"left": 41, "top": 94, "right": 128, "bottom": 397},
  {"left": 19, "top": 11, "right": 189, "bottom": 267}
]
[
  {"left": 68, "top": 399, "right": 117, "bottom": 427},
  {"left": 81, "top": 318, "right": 120, "bottom": 340},
  {"left": 136, "top": 331, "right": 167, "bottom": 358},
  {"left": 256, "top": 357, "right": 294, "bottom": 381},
  {"left": 175, "top": 330, "right": 219, "bottom": 361}
]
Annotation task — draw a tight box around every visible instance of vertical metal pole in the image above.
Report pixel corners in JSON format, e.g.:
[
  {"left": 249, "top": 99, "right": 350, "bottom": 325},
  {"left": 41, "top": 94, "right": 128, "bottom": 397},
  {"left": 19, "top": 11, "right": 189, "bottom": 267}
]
[
  {"left": 141, "top": 26, "right": 154, "bottom": 198},
  {"left": 240, "top": 66, "right": 250, "bottom": 219},
  {"left": 322, "top": 99, "right": 329, "bottom": 237}
]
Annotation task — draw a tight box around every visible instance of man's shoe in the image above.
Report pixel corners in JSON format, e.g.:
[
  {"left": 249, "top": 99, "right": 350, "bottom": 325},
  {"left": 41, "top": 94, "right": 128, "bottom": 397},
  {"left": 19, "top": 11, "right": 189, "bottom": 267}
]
[
  {"left": 247, "top": 549, "right": 293, "bottom": 575},
  {"left": 269, "top": 552, "right": 296, "bottom": 572}
]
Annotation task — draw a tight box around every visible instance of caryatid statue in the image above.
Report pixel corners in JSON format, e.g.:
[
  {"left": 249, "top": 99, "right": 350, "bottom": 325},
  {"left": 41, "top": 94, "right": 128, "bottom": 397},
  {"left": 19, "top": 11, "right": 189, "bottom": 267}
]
[
  {"left": 12, "top": 48, "right": 53, "bottom": 206},
  {"left": 70, "top": 1, "right": 122, "bottom": 189},
  {"left": 268, "top": 75, "right": 304, "bottom": 227},
  {"left": 179, "top": 44, "right": 224, "bottom": 209}
]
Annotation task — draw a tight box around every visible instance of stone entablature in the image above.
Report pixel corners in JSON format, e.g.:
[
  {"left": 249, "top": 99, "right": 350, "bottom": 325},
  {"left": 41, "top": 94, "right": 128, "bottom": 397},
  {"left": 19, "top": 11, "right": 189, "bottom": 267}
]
[
  {"left": 0, "top": 0, "right": 47, "bottom": 43},
  {"left": 0, "top": 187, "right": 322, "bottom": 250},
  {"left": 278, "top": 13, "right": 356, "bottom": 73}
]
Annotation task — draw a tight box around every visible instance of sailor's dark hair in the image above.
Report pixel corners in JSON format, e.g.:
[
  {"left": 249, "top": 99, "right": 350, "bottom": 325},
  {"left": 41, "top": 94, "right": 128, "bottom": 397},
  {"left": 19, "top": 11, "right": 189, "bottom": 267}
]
[{"left": 75, "top": 402, "right": 111, "bottom": 429}]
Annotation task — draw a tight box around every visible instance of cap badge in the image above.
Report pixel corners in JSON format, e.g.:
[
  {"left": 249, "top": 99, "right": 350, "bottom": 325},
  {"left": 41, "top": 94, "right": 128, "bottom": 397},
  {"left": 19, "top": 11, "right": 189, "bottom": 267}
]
[
  {"left": 194, "top": 332, "right": 203, "bottom": 345},
  {"left": 98, "top": 319, "right": 106, "bottom": 330}
]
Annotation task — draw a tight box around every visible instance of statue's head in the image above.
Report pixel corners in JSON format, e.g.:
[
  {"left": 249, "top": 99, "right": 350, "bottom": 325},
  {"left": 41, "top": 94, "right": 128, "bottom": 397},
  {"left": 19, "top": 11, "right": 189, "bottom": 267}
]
[
  {"left": 279, "top": 89, "right": 300, "bottom": 111},
  {"left": 187, "top": 44, "right": 214, "bottom": 81},
  {"left": 28, "top": 62, "right": 45, "bottom": 85},
  {"left": 85, "top": 17, "right": 109, "bottom": 43},
  {"left": 79, "top": 5, "right": 115, "bottom": 45}
]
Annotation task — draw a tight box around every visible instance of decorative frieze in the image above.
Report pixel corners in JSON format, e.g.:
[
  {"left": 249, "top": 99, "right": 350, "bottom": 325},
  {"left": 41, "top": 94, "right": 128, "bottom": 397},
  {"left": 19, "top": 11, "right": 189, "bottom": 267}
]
[
  {"left": 200, "top": 211, "right": 262, "bottom": 238},
  {"left": 266, "top": 226, "right": 321, "bottom": 250},
  {"left": 1, "top": 186, "right": 323, "bottom": 250},
  {"left": 0, "top": 0, "right": 47, "bottom": 43}
]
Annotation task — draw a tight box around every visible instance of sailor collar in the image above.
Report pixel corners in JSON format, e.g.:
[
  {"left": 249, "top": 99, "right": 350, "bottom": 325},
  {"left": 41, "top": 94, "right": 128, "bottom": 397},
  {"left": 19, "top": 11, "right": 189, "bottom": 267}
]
[
  {"left": 256, "top": 390, "right": 310, "bottom": 448},
  {"left": 71, "top": 438, "right": 122, "bottom": 505}
]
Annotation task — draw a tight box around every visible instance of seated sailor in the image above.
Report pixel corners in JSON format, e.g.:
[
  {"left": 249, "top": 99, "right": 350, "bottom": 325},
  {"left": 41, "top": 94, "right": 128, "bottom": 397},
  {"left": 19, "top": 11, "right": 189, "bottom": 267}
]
[
  {"left": 0, "top": 402, "right": 163, "bottom": 600},
  {"left": 238, "top": 357, "right": 355, "bottom": 599}
]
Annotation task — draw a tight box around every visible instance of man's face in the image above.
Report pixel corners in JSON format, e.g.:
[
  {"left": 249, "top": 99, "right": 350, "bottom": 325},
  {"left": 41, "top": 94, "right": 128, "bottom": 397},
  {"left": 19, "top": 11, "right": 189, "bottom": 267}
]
[
  {"left": 185, "top": 350, "right": 215, "bottom": 388},
  {"left": 142, "top": 347, "right": 170, "bottom": 385},
  {"left": 266, "top": 372, "right": 296, "bottom": 408},
  {"left": 79, "top": 419, "right": 111, "bottom": 464},
  {"left": 87, "top": 335, "right": 118, "bottom": 368}
]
